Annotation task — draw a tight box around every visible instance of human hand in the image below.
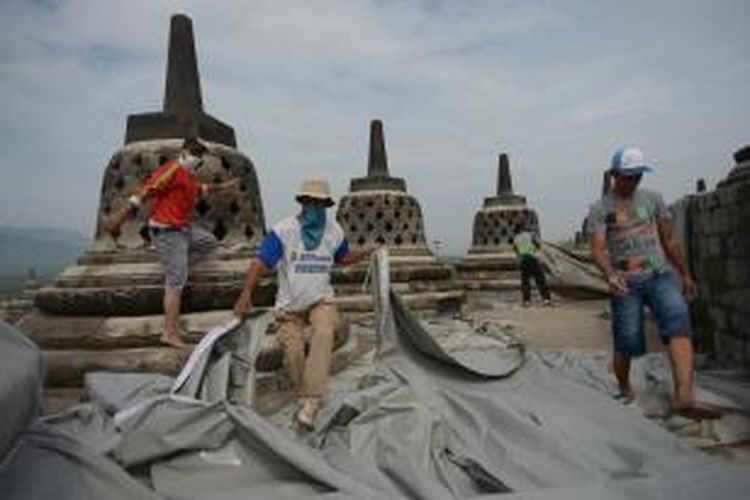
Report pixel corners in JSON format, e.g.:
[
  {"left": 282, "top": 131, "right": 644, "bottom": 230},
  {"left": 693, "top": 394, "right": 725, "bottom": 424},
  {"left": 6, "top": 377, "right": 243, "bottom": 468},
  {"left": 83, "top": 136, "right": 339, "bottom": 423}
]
[
  {"left": 681, "top": 274, "right": 698, "bottom": 301},
  {"left": 233, "top": 291, "right": 253, "bottom": 318},
  {"left": 607, "top": 273, "right": 629, "bottom": 296}
]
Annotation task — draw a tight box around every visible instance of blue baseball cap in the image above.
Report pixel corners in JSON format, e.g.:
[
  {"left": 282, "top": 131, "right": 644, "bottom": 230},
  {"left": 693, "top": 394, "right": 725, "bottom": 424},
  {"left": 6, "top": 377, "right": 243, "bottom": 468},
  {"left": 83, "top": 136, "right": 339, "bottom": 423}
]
[{"left": 610, "top": 147, "right": 654, "bottom": 175}]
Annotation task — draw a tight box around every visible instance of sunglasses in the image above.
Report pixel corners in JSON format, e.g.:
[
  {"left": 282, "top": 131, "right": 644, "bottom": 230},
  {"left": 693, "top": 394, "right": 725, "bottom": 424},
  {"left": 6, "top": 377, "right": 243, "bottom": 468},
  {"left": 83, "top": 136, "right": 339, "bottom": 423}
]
[{"left": 617, "top": 172, "right": 642, "bottom": 182}]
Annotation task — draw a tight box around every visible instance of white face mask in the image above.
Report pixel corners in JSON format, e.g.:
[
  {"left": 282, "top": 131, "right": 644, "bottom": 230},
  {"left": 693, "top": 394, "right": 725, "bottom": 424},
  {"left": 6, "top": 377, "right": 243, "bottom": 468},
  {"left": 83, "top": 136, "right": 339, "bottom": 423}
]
[{"left": 180, "top": 153, "right": 202, "bottom": 171}]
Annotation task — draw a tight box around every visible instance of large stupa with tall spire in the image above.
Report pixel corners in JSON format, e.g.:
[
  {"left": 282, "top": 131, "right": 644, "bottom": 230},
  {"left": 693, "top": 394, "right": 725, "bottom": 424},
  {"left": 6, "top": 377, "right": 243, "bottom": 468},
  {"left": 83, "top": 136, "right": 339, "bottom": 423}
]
[{"left": 16, "top": 14, "right": 279, "bottom": 410}]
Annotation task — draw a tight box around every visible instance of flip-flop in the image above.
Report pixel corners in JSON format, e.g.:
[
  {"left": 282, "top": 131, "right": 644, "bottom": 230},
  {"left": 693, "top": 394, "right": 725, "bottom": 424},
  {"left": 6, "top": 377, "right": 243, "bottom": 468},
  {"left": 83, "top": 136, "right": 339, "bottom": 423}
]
[{"left": 672, "top": 404, "right": 722, "bottom": 421}]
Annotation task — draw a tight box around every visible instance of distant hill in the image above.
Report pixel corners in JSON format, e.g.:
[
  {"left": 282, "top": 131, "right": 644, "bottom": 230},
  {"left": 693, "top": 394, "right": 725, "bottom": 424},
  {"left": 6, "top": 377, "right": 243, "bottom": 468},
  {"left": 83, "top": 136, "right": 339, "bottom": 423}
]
[{"left": 0, "top": 226, "right": 90, "bottom": 296}]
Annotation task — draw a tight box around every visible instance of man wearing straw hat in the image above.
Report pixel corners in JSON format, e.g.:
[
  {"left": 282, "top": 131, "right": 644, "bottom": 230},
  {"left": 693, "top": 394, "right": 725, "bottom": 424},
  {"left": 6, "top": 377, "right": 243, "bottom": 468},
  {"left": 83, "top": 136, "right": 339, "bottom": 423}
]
[{"left": 234, "top": 177, "right": 370, "bottom": 430}]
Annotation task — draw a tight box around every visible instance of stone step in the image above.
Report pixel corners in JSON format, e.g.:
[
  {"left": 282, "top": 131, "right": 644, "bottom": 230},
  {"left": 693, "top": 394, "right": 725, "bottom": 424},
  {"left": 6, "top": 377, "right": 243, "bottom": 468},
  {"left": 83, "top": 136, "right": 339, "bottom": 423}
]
[
  {"left": 43, "top": 347, "right": 190, "bottom": 388},
  {"left": 458, "top": 278, "right": 521, "bottom": 291},
  {"left": 51, "top": 260, "right": 453, "bottom": 289},
  {"left": 455, "top": 270, "right": 519, "bottom": 281},
  {"left": 40, "top": 330, "right": 376, "bottom": 416},
  {"left": 41, "top": 321, "right": 351, "bottom": 388},
  {"left": 20, "top": 309, "right": 252, "bottom": 350},
  {"left": 35, "top": 281, "right": 277, "bottom": 316},
  {"left": 21, "top": 289, "right": 462, "bottom": 351},
  {"left": 334, "top": 279, "right": 459, "bottom": 295},
  {"left": 336, "top": 290, "right": 465, "bottom": 313}
]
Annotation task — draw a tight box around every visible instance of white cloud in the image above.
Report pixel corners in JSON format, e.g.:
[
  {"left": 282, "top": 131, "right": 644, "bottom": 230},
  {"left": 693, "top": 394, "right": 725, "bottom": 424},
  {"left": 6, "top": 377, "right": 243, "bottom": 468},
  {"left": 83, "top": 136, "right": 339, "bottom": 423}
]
[{"left": 1, "top": 0, "right": 749, "bottom": 254}]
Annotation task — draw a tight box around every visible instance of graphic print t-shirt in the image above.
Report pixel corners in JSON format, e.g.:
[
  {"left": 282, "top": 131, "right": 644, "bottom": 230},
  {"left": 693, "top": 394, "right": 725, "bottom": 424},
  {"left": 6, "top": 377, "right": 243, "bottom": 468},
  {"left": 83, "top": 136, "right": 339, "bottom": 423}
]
[
  {"left": 587, "top": 189, "right": 670, "bottom": 276},
  {"left": 256, "top": 215, "right": 349, "bottom": 312}
]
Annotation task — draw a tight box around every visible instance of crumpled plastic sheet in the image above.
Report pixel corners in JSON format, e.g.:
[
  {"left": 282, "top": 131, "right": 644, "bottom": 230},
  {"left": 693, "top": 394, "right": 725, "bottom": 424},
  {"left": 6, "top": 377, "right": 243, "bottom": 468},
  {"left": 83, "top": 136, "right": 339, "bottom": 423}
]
[{"left": 2, "top": 251, "right": 750, "bottom": 499}]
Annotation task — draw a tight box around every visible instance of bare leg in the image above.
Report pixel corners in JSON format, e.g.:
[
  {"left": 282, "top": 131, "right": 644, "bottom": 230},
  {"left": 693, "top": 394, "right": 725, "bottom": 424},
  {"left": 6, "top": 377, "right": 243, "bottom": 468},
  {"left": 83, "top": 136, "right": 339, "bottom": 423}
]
[
  {"left": 668, "top": 335, "right": 694, "bottom": 406},
  {"left": 613, "top": 351, "right": 634, "bottom": 402},
  {"left": 668, "top": 335, "right": 721, "bottom": 419},
  {"left": 161, "top": 288, "right": 186, "bottom": 348}
]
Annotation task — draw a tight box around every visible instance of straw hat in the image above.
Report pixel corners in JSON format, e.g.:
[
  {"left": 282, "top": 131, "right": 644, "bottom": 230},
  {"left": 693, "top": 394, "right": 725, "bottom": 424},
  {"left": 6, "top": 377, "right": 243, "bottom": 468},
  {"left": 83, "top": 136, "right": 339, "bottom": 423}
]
[{"left": 295, "top": 178, "right": 335, "bottom": 206}]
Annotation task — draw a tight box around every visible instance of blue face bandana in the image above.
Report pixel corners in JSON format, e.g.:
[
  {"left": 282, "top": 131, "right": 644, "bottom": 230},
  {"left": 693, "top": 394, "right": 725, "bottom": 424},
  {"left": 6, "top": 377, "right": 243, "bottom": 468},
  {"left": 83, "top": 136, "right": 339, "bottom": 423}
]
[{"left": 298, "top": 204, "right": 327, "bottom": 250}]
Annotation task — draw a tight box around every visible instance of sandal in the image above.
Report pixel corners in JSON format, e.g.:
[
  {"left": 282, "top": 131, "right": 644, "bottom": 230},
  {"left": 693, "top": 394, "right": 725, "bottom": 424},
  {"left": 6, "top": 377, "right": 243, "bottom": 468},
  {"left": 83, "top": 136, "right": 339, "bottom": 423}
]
[{"left": 672, "top": 403, "right": 722, "bottom": 421}]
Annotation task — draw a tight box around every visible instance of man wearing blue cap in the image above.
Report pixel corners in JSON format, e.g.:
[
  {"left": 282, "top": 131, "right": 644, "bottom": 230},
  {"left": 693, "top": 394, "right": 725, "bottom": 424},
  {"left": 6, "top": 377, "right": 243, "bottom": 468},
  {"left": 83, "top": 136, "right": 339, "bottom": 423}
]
[{"left": 588, "top": 147, "right": 717, "bottom": 419}]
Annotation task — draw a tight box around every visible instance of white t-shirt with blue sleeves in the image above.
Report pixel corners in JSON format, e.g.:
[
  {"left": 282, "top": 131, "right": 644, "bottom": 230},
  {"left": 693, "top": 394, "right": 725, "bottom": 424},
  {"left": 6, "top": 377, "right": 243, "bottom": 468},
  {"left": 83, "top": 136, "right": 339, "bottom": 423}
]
[{"left": 257, "top": 214, "right": 349, "bottom": 313}]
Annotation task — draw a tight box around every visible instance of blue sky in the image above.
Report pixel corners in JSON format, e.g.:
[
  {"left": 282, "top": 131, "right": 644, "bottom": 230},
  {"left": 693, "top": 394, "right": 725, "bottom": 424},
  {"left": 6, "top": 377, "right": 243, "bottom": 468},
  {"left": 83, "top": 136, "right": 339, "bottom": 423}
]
[{"left": 1, "top": 0, "right": 749, "bottom": 254}]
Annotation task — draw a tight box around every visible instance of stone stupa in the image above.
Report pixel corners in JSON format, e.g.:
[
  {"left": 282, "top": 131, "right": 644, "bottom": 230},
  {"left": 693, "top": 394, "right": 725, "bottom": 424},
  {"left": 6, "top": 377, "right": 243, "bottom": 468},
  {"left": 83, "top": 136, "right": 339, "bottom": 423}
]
[
  {"left": 337, "top": 119, "right": 432, "bottom": 258},
  {"left": 16, "top": 14, "right": 282, "bottom": 410},
  {"left": 35, "top": 14, "right": 267, "bottom": 317},
  {"left": 333, "top": 119, "right": 464, "bottom": 310},
  {"left": 456, "top": 153, "right": 540, "bottom": 290},
  {"left": 467, "top": 153, "right": 539, "bottom": 256}
]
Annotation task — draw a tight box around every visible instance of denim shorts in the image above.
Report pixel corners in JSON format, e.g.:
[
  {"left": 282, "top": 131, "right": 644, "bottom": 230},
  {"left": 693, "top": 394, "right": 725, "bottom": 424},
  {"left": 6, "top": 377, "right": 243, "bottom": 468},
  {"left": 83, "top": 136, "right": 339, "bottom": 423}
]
[{"left": 610, "top": 270, "right": 692, "bottom": 357}]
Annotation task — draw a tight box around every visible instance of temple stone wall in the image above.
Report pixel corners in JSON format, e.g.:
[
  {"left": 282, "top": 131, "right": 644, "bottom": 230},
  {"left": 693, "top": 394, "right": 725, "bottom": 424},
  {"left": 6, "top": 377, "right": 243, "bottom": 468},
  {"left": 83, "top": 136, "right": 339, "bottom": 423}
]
[{"left": 676, "top": 146, "right": 750, "bottom": 367}]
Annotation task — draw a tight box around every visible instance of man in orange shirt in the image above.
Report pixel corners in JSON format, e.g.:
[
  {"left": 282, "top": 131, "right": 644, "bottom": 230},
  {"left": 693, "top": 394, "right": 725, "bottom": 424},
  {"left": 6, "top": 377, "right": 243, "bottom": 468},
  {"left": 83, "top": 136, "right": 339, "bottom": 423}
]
[{"left": 109, "top": 137, "right": 231, "bottom": 347}]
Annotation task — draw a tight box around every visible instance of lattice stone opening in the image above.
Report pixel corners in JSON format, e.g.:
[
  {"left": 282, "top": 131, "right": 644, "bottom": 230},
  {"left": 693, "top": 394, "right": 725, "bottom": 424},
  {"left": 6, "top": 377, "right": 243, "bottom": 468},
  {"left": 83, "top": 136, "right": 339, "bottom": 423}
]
[
  {"left": 229, "top": 200, "right": 240, "bottom": 216},
  {"left": 469, "top": 206, "right": 540, "bottom": 252},
  {"left": 336, "top": 191, "right": 431, "bottom": 254},
  {"left": 196, "top": 199, "right": 210, "bottom": 216},
  {"left": 96, "top": 143, "right": 266, "bottom": 250},
  {"left": 214, "top": 220, "right": 227, "bottom": 240}
]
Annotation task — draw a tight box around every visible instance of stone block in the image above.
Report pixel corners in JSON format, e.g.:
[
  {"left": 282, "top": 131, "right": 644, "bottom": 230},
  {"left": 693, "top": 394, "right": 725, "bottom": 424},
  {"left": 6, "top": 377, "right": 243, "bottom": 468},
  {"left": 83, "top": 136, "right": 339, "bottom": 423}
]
[
  {"left": 716, "top": 334, "right": 748, "bottom": 366},
  {"left": 714, "top": 211, "right": 731, "bottom": 234},
  {"left": 718, "top": 185, "right": 738, "bottom": 206},
  {"left": 729, "top": 310, "right": 750, "bottom": 338},
  {"left": 705, "top": 193, "right": 721, "bottom": 210},
  {"left": 707, "top": 236, "right": 723, "bottom": 257},
  {"left": 736, "top": 180, "right": 750, "bottom": 201},
  {"left": 43, "top": 347, "right": 189, "bottom": 387},
  {"left": 703, "top": 258, "right": 727, "bottom": 285},
  {"left": 726, "top": 259, "right": 750, "bottom": 287},
  {"left": 708, "top": 305, "right": 729, "bottom": 332},
  {"left": 718, "top": 289, "right": 750, "bottom": 312},
  {"left": 739, "top": 201, "right": 750, "bottom": 228},
  {"left": 727, "top": 233, "right": 750, "bottom": 258}
]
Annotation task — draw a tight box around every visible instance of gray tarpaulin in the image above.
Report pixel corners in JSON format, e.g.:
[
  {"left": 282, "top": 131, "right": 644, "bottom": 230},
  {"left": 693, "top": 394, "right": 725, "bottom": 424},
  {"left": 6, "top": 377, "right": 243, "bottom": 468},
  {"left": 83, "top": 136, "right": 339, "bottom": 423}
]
[
  {"left": 1, "top": 249, "right": 749, "bottom": 499},
  {"left": 538, "top": 241, "right": 609, "bottom": 297}
]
